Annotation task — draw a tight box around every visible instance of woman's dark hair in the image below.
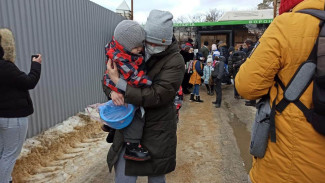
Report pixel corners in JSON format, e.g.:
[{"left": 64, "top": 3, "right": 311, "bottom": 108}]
[
  {"left": 204, "top": 41, "right": 209, "bottom": 46},
  {"left": 228, "top": 46, "right": 235, "bottom": 53},
  {"left": 196, "top": 52, "right": 203, "bottom": 60},
  {"left": 244, "top": 39, "right": 253, "bottom": 46}
]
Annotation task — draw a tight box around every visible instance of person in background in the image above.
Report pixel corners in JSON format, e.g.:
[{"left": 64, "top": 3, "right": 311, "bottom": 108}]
[
  {"left": 189, "top": 52, "right": 204, "bottom": 102},
  {"left": 218, "top": 41, "right": 229, "bottom": 60},
  {"left": 228, "top": 47, "right": 246, "bottom": 99},
  {"left": 242, "top": 39, "right": 256, "bottom": 106},
  {"left": 211, "top": 56, "right": 225, "bottom": 108},
  {"left": 211, "top": 43, "right": 220, "bottom": 61},
  {"left": 174, "top": 86, "right": 183, "bottom": 122},
  {"left": 180, "top": 38, "right": 194, "bottom": 94},
  {"left": 202, "top": 55, "right": 214, "bottom": 95},
  {"left": 236, "top": 0, "right": 325, "bottom": 182},
  {"left": 239, "top": 45, "right": 243, "bottom": 51},
  {"left": 0, "top": 28, "right": 42, "bottom": 183},
  {"left": 218, "top": 41, "right": 232, "bottom": 85},
  {"left": 200, "top": 41, "right": 209, "bottom": 63},
  {"left": 242, "top": 39, "right": 254, "bottom": 57}
]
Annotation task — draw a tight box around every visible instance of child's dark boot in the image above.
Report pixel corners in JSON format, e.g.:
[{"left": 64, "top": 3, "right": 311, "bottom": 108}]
[{"left": 124, "top": 142, "right": 151, "bottom": 161}]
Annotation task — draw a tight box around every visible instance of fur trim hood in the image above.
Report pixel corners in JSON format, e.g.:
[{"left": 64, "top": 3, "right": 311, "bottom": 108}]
[
  {"left": 218, "top": 42, "right": 227, "bottom": 48},
  {"left": 0, "top": 28, "right": 16, "bottom": 63}
]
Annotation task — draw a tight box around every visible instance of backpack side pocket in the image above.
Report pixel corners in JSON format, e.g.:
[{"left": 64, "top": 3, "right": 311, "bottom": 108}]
[{"left": 250, "top": 97, "right": 271, "bottom": 158}]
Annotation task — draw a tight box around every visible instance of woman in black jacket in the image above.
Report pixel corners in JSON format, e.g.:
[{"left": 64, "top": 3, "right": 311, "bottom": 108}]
[{"left": 0, "top": 28, "right": 42, "bottom": 183}]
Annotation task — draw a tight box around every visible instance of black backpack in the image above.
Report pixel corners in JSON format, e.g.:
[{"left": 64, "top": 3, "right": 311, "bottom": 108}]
[
  {"left": 212, "top": 56, "right": 225, "bottom": 78},
  {"left": 268, "top": 9, "right": 325, "bottom": 143},
  {"left": 230, "top": 51, "right": 246, "bottom": 71},
  {"left": 211, "top": 61, "right": 219, "bottom": 78}
]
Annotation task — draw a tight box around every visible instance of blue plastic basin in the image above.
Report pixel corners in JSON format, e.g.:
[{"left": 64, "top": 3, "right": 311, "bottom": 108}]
[{"left": 99, "top": 100, "right": 135, "bottom": 129}]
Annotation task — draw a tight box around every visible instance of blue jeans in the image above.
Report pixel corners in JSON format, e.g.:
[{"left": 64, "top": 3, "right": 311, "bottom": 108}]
[
  {"left": 114, "top": 147, "right": 166, "bottom": 183},
  {"left": 0, "top": 117, "right": 28, "bottom": 183},
  {"left": 192, "top": 84, "right": 200, "bottom": 96}
]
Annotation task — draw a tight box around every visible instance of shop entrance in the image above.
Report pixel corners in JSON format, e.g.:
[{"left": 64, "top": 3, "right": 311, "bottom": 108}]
[{"left": 197, "top": 30, "right": 233, "bottom": 51}]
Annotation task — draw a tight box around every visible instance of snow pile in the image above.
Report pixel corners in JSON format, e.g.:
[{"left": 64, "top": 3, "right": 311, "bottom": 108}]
[
  {"left": 20, "top": 115, "right": 84, "bottom": 158},
  {"left": 20, "top": 104, "right": 104, "bottom": 158},
  {"left": 13, "top": 104, "right": 110, "bottom": 183}
]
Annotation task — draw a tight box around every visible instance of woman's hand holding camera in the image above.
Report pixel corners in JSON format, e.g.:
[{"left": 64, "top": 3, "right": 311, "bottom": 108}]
[{"left": 32, "top": 54, "right": 42, "bottom": 64}]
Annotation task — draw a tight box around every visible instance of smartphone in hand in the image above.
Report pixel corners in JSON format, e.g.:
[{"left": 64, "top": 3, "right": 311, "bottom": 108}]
[{"left": 31, "top": 55, "right": 39, "bottom": 59}]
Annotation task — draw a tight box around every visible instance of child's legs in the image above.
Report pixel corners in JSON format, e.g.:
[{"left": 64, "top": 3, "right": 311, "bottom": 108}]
[
  {"left": 210, "top": 84, "right": 214, "bottom": 92},
  {"left": 192, "top": 85, "right": 196, "bottom": 95},
  {"left": 122, "top": 109, "right": 144, "bottom": 143},
  {"left": 215, "top": 79, "right": 222, "bottom": 104},
  {"left": 194, "top": 84, "right": 200, "bottom": 96},
  {"left": 205, "top": 84, "right": 210, "bottom": 91},
  {"left": 192, "top": 85, "right": 197, "bottom": 95}
]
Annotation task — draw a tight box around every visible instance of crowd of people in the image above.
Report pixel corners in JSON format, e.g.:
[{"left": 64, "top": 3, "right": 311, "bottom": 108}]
[
  {"left": 180, "top": 38, "right": 255, "bottom": 108},
  {"left": 1, "top": 0, "right": 325, "bottom": 183}
]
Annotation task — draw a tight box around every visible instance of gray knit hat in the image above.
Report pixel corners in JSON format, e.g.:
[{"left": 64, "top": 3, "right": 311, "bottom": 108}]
[
  {"left": 144, "top": 10, "right": 173, "bottom": 46},
  {"left": 114, "top": 20, "right": 145, "bottom": 52}
]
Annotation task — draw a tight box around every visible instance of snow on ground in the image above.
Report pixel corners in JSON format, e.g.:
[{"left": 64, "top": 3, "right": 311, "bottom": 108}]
[{"left": 13, "top": 105, "right": 112, "bottom": 183}]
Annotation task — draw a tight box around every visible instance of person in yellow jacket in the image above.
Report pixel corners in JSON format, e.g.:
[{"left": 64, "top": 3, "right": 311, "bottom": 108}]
[
  {"left": 189, "top": 52, "right": 204, "bottom": 102},
  {"left": 235, "top": 0, "right": 325, "bottom": 182}
]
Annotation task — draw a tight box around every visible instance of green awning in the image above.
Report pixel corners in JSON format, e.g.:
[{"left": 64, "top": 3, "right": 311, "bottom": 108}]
[{"left": 173, "top": 19, "right": 273, "bottom": 27}]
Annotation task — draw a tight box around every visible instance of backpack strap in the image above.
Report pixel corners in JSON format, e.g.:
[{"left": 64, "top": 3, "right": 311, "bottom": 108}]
[
  {"left": 298, "top": 9, "right": 325, "bottom": 21},
  {"left": 275, "top": 60, "right": 317, "bottom": 113},
  {"left": 269, "top": 9, "right": 325, "bottom": 142},
  {"left": 269, "top": 79, "right": 280, "bottom": 143},
  {"left": 275, "top": 9, "right": 324, "bottom": 114}
]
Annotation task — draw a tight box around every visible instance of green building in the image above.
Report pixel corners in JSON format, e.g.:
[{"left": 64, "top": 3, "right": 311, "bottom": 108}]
[{"left": 173, "top": 9, "right": 273, "bottom": 50}]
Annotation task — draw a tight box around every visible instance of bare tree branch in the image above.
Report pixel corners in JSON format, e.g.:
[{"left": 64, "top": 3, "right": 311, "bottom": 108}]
[
  {"left": 205, "top": 9, "right": 224, "bottom": 22},
  {"left": 257, "top": 0, "right": 274, "bottom": 10},
  {"left": 188, "top": 13, "right": 205, "bottom": 23},
  {"left": 174, "top": 16, "right": 188, "bottom": 23},
  {"left": 174, "top": 9, "right": 224, "bottom": 23}
]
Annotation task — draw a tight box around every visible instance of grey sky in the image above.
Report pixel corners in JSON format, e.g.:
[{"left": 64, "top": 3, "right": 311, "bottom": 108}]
[{"left": 90, "top": 0, "right": 264, "bottom": 24}]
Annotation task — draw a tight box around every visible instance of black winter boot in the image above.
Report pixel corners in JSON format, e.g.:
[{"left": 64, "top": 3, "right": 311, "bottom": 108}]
[
  {"left": 106, "top": 129, "right": 116, "bottom": 143},
  {"left": 245, "top": 100, "right": 256, "bottom": 107},
  {"left": 189, "top": 93, "right": 195, "bottom": 102},
  {"left": 102, "top": 125, "right": 115, "bottom": 143},
  {"left": 209, "top": 89, "right": 213, "bottom": 95},
  {"left": 101, "top": 124, "right": 112, "bottom": 132},
  {"left": 210, "top": 85, "right": 214, "bottom": 95},
  {"left": 196, "top": 96, "right": 204, "bottom": 103},
  {"left": 124, "top": 143, "right": 151, "bottom": 161}
]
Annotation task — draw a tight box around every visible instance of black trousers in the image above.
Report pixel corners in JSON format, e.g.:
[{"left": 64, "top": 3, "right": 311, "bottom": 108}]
[
  {"left": 205, "top": 84, "right": 214, "bottom": 94},
  {"left": 205, "top": 84, "right": 210, "bottom": 92},
  {"left": 233, "top": 72, "right": 239, "bottom": 97},
  {"left": 182, "top": 73, "right": 191, "bottom": 91},
  {"left": 122, "top": 108, "right": 144, "bottom": 143},
  {"left": 214, "top": 78, "right": 222, "bottom": 105}
]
